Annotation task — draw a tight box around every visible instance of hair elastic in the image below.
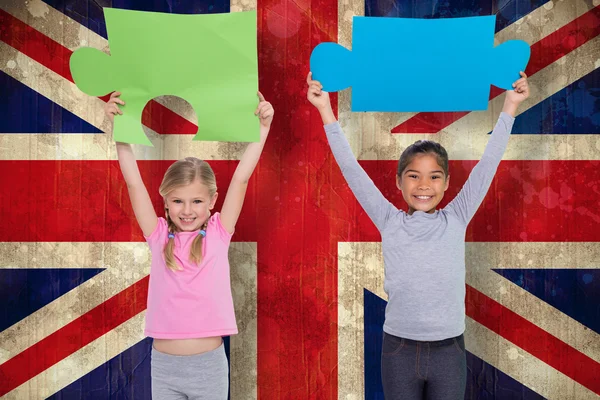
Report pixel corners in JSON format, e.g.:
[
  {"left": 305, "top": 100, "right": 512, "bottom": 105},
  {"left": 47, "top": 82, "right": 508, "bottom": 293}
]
[
  {"left": 168, "top": 233, "right": 175, "bottom": 239},
  {"left": 198, "top": 229, "right": 206, "bottom": 237}
]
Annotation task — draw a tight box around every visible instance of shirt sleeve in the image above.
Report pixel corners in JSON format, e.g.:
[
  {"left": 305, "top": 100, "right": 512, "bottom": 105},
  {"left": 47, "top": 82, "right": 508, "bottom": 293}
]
[
  {"left": 144, "top": 217, "right": 168, "bottom": 249},
  {"left": 324, "top": 121, "right": 395, "bottom": 232},
  {"left": 444, "top": 112, "right": 515, "bottom": 225},
  {"left": 212, "top": 212, "right": 233, "bottom": 244}
]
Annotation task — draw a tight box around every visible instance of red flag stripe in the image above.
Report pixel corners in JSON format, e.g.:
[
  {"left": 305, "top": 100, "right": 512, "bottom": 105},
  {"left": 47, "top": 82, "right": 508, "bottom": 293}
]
[
  {"left": 391, "top": 5, "right": 600, "bottom": 134},
  {"left": 0, "top": 160, "right": 244, "bottom": 242},
  {"left": 347, "top": 159, "right": 600, "bottom": 242},
  {"left": 0, "top": 9, "right": 198, "bottom": 135},
  {"left": 2, "top": 159, "right": 593, "bottom": 242}
]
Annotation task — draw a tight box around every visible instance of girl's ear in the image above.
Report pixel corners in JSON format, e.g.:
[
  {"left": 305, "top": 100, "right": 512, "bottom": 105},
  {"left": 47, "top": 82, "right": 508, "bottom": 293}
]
[
  {"left": 444, "top": 175, "right": 450, "bottom": 191},
  {"left": 396, "top": 175, "right": 403, "bottom": 191},
  {"left": 209, "top": 192, "right": 219, "bottom": 210}
]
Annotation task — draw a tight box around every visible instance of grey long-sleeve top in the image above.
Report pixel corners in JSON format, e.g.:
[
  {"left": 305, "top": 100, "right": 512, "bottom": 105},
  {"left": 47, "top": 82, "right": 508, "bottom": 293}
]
[{"left": 325, "top": 113, "right": 514, "bottom": 340}]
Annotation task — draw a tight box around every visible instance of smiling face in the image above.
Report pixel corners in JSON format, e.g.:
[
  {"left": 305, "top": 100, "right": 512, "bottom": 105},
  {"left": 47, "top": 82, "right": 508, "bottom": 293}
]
[
  {"left": 164, "top": 179, "right": 218, "bottom": 232},
  {"left": 396, "top": 153, "right": 450, "bottom": 214}
]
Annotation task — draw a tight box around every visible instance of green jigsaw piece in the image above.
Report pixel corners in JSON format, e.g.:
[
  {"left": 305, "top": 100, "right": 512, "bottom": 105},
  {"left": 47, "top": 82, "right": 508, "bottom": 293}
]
[{"left": 70, "top": 8, "right": 259, "bottom": 146}]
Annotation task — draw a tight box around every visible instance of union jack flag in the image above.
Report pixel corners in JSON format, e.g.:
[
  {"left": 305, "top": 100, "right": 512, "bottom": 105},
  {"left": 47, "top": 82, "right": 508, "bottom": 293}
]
[{"left": 0, "top": 0, "right": 598, "bottom": 399}]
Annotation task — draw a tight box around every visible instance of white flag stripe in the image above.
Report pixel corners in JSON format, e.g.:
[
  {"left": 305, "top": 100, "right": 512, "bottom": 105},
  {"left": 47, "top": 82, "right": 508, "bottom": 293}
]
[
  {"left": 466, "top": 242, "right": 600, "bottom": 269},
  {"left": 0, "top": 131, "right": 248, "bottom": 160},
  {"left": 0, "top": 242, "right": 149, "bottom": 269},
  {"left": 337, "top": 241, "right": 384, "bottom": 400}
]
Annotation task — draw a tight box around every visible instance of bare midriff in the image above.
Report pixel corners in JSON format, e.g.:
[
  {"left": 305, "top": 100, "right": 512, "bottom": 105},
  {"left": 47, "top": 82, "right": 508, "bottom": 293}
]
[{"left": 152, "top": 336, "right": 223, "bottom": 355}]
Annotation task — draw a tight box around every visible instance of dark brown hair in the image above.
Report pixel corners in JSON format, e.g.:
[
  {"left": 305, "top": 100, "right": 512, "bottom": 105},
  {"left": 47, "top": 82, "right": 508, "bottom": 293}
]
[{"left": 397, "top": 140, "right": 449, "bottom": 178}]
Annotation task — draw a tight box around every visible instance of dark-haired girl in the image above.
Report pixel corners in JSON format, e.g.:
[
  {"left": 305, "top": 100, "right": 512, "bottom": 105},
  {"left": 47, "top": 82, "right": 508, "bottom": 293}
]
[{"left": 306, "top": 72, "right": 530, "bottom": 400}]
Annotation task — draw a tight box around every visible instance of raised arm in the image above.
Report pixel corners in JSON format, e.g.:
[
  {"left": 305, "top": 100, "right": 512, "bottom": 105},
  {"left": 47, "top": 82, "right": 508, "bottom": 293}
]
[
  {"left": 220, "top": 92, "right": 274, "bottom": 234},
  {"left": 307, "top": 73, "right": 394, "bottom": 231},
  {"left": 445, "top": 72, "right": 530, "bottom": 224},
  {"left": 106, "top": 92, "right": 158, "bottom": 236}
]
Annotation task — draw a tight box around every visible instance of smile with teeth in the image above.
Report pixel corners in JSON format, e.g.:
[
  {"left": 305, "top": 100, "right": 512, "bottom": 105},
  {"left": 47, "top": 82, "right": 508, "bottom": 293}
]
[
  {"left": 414, "top": 195, "right": 433, "bottom": 201},
  {"left": 180, "top": 217, "right": 196, "bottom": 224}
]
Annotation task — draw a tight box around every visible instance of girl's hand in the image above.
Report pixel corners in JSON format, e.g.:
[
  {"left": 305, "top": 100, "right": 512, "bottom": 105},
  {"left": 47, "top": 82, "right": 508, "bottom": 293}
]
[
  {"left": 306, "top": 72, "right": 331, "bottom": 111},
  {"left": 105, "top": 91, "right": 125, "bottom": 123},
  {"left": 506, "top": 71, "right": 530, "bottom": 106},
  {"left": 255, "top": 91, "right": 274, "bottom": 128}
]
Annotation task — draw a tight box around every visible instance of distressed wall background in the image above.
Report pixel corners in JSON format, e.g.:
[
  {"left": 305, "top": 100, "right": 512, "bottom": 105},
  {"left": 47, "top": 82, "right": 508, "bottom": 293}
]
[{"left": 0, "top": 0, "right": 599, "bottom": 398}]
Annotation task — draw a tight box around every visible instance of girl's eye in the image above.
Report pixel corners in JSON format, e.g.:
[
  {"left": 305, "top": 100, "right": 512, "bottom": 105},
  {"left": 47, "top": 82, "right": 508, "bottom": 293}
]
[
  {"left": 173, "top": 200, "right": 182, "bottom": 203},
  {"left": 409, "top": 175, "right": 418, "bottom": 179},
  {"left": 193, "top": 200, "right": 202, "bottom": 204},
  {"left": 432, "top": 176, "right": 440, "bottom": 180}
]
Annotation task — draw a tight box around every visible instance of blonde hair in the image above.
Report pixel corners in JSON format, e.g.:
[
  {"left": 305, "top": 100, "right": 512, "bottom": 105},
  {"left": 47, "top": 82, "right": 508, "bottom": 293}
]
[{"left": 159, "top": 157, "right": 217, "bottom": 271}]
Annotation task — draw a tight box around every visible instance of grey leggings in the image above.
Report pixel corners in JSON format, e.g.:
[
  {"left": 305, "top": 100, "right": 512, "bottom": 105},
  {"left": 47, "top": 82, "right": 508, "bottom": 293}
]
[
  {"left": 151, "top": 342, "right": 229, "bottom": 399},
  {"left": 381, "top": 332, "right": 467, "bottom": 400}
]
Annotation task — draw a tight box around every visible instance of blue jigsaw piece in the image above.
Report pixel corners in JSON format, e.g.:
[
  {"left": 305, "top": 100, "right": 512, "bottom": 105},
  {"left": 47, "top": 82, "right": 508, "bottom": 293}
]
[{"left": 310, "top": 15, "right": 530, "bottom": 112}]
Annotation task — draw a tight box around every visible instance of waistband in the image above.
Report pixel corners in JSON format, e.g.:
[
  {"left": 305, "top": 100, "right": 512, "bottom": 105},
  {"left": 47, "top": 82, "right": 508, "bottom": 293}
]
[
  {"left": 151, "top": 341, "right": 225, "bottom": 363},
  {"left": 384, "top": 331, "right": 464, "bottom": 347}
]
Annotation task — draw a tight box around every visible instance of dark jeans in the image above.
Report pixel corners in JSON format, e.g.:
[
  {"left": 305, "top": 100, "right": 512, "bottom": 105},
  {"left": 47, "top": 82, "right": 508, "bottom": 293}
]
[{"left": 381, "top": 332, "right": 467, "bottom": 400}]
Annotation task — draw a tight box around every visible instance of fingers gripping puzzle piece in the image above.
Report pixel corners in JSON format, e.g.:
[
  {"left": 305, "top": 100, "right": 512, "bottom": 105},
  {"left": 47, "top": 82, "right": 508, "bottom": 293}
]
[
  {"left": 70, "top": 8, "right": 259, "bottom": 146},
  {"left": 310, "top": 15, "right": 530, "bottom": 112}
]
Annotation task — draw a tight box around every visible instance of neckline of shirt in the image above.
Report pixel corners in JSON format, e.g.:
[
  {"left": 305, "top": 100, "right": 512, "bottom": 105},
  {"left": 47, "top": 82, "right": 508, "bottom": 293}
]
[
  {"left": 173, "top": 229, "right": 205, "bottom": 236},
  {"left": 405, "top": 209, "right": 439, "bottom": 219}
]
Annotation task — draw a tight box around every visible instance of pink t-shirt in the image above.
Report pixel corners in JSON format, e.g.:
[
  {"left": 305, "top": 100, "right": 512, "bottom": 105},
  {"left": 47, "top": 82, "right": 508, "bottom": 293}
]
[{"left": 144, "top": 212, "right": 238, "bottom": 339}]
